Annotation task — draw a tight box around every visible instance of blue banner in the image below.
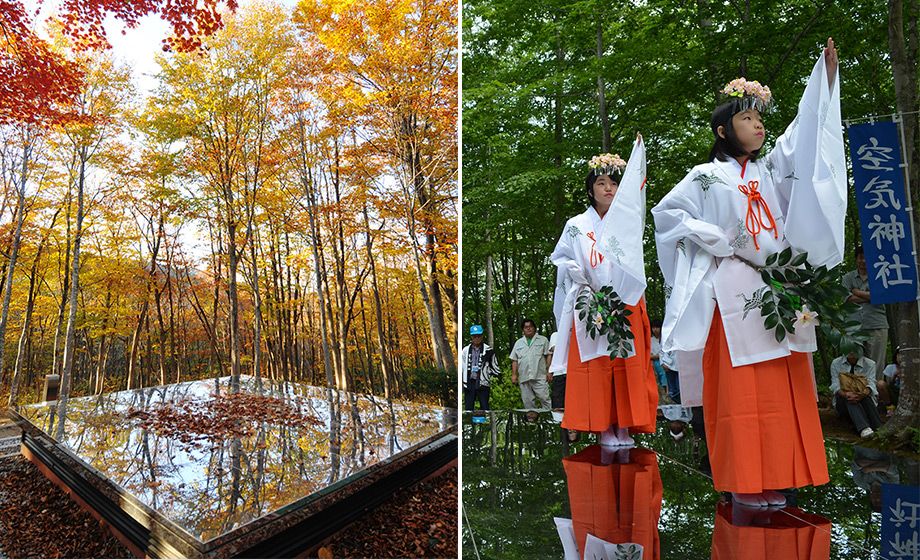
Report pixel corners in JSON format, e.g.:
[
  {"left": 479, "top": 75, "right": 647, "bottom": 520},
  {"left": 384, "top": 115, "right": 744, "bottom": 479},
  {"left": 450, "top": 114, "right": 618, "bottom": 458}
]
[
  {"left": 848, "top": 120, "right": 917, "bottom": 304},
  {"left": 881, "top": 482, "right": 920, "bottom": 559}
]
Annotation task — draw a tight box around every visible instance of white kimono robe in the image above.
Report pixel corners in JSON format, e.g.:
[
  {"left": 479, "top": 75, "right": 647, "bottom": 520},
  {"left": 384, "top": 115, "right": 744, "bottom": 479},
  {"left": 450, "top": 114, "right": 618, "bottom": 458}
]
[
  {"left": 652, "top": 54, "right": 846, "bottom": 406},
  {"left": 551, "top": 137, "right": 647, "bottom": 373}
]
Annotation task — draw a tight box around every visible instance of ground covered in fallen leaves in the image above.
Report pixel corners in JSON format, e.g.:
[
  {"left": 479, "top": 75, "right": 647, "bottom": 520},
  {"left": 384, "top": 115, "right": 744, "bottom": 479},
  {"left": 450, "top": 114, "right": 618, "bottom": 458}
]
[
  {"left": 0, "top": 455, "right": 133, "bottom": 558},
  {"left": 0, "top": 453, "right": 457, "bottom": 559},
  {"left": 315, "top": 466, "right": 459, "bottom": 559}
]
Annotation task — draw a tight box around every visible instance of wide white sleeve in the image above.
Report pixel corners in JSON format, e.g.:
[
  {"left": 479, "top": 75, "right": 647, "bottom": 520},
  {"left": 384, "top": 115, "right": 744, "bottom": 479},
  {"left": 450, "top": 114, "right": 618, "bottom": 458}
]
[
  {"left": 766, "top": 52, "right": 846, "bottom": 267},
  {"left": 652, "top": 169, "right": 730, "bottom": 352},
  {"left": 549, "top": 225, "right": 582, "bottom": 373},
  {"left": 551, "top": 227, "right": 577, "bottom": 327},
  {"left": 652, "top": 170, "right": 734, "bottom": 285},
  {"left": 595, "top": 135, "right": 647, "bottom": 305}
]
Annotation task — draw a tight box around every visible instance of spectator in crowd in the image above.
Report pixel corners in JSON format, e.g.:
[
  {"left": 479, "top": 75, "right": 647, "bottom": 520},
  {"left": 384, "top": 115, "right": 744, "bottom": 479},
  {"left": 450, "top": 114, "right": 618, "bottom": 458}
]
[
  {"left": 842, "top": 246, "right": 889, "bottom": 383},
  {"left": 829, "top": 348, "right": 884, "bottom": 438},
  {"left": 461, "top": 325, "right": 500, "bottom": 411},
  {"left": 510, "top": 319, "right": 552, "bottom": 409},
  {"left": 650, "top": 319, "right": 668, "bottom": 400},
  {"left": 880, "top": 346, "right": 901, "bottom": 415}
]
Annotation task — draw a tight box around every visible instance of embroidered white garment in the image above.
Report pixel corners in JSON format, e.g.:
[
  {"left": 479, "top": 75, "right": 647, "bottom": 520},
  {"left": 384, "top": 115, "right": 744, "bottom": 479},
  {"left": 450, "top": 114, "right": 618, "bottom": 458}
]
[
  {"left": 652, "top": 52, "right": 846, "bottom": 404},
  {"left": 550, "top": 136, "right": 647, "bottom": 373}
]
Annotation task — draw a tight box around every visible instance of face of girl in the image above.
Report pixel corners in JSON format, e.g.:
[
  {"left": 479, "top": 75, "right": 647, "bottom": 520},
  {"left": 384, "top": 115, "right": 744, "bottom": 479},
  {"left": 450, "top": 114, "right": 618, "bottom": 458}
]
[
  {"left": 728, "top": 109, "right": 765, "bottom": 154},
  {"left": 591, "top": 175, "right": 619, "bottom": 213}
]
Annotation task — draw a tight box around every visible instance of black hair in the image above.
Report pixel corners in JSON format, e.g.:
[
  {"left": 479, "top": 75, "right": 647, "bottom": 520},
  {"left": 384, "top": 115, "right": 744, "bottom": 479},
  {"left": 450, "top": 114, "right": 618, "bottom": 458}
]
[
  {"left": 855, "top": 245, "right": 865, "bottom": 258},
  {"left": 584, "top": 170, "right": 622, "bottom": 209},
  {"left": 708, "top": 100, "right": 762, "bottom": 163},
  {"left": 521, "top": 318, "right": 536, "bottom": 330}
]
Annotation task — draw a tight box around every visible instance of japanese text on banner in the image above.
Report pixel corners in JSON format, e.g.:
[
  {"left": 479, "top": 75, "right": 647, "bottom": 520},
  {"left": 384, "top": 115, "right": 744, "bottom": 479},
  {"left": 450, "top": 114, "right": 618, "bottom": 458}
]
[{"left": 848, "top": 120, "right": 917, "bottom": 304}]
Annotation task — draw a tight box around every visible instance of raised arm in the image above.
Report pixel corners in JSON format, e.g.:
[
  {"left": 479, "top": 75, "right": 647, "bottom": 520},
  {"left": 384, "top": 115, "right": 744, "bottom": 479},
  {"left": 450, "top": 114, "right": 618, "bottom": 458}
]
[
  {"left": 767, "top": 41, "right": 846, "bottom": 267},
  {"left": 825, "top": 37, "right": 838, "bottom": 88}
]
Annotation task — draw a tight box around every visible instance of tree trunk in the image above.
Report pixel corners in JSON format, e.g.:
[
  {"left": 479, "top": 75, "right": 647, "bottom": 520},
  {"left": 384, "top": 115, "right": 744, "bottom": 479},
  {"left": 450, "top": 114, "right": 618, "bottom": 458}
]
[
  {"left": 329, "top": 146, "right": 351, "bottom": 391},
  {"left": 363, "top": 204, "right": 395, "bottom": 399},
  {"left": 399, "top": 111, "right": 456, "bottom": 373},
  {"left": 248, "top": 228, "right": 263, "bottom": 381},
  {"left": 154, "top": 254, "right": 168, "bottom": 388},
  {"left": 56, "top": 148, "right": 87, "bottom": 438},
  {"left": 52, "top": 179, "right": 73, "bottom": 379},
  {"left": 94, "top": 289, "right": 111, "bottom": 395},
  {"left": 294, "top": 116, "right": 335, "bottom": 391},
  {"left": 1, "top": 134, "right": 31, "bottom": 401},
  {"left": 227, "top": 214, "right": 243, "bottom": 392},
  {"left": 883, "top": 0, "right": 920, "bottom": 438},
  {"left": 596, "top": 19, "right": 610, "bottom": 153},
  {"left": 127, "top": 217, "right": 162, "bottom": 390},
  {"left": 8, "top": 226, "right": 49, "bottom": 406}
]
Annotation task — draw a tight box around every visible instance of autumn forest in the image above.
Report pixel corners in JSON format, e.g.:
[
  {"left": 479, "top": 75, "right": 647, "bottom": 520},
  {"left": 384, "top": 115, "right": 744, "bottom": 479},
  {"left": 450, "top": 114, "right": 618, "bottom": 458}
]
[{"left": 0, "top": 0, "right": 458, "bottom": 410}]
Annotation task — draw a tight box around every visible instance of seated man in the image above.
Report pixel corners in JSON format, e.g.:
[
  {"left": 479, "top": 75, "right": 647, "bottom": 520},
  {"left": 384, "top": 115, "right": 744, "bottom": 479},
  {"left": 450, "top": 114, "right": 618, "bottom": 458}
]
[{"left": 829, "top": 349, "right": 884, "bottom": 438}]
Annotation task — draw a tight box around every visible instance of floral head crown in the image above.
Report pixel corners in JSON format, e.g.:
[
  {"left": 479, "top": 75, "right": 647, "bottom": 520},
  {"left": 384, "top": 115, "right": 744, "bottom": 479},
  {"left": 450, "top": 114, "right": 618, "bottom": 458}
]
[
  {"left": 720, "top": 78, "right": 774, "bottom": 113},
  {"left": 588, "top": 153, "right": 626, "bottom": 176}
]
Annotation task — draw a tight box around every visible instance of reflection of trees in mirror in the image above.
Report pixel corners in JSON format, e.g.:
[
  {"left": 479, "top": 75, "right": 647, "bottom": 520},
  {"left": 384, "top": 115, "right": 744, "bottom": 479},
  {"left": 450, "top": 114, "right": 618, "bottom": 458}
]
[
  {"left": 462, "top": 411, "right": 594, "bottom": 558},
  {"left": 794, "top": 441, "right": 883, "bottom": 558},
  {"left": 655, "top": 458, "right": 718, "bottom": 557},
  {"left": 19, "top": 376, "right": 450, "bottom": 541},
  {"left": 464, "top": 411, "right": 919, "bottom": 558}
]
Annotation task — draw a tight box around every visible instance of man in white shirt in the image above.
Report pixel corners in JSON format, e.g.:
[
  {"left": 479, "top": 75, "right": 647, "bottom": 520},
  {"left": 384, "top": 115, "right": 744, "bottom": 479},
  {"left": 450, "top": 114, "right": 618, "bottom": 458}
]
[
  {"left": 510, "top": 319, "right": 552, "bottom": 409},
  {"left": 829, "top": 349, "right": 883, "bottom": 438}
]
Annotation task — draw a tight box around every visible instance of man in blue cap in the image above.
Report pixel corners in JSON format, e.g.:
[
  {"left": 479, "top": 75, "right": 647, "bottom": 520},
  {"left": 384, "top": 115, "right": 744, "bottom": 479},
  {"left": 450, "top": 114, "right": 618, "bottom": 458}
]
[{"left": 461, "top": 325, "right": 500, "bottom": 410}]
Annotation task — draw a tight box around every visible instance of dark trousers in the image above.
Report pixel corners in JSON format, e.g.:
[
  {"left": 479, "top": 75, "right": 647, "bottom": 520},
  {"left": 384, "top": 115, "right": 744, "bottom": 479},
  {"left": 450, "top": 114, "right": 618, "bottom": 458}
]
[
  {"left": 465, "top": 379, "right": 490, "bottom": 411},
  {"left": 690, "top": 406, "right": 706, "bottom": 442},
  {"left": 551, "top": 374, "right": 567, "bottom": 408},
  {"left": 834, "top": 394, "right": 883, "bottom": 432},
  {"left": 666, "top": 369, "right": 681, "bottom": 403}
]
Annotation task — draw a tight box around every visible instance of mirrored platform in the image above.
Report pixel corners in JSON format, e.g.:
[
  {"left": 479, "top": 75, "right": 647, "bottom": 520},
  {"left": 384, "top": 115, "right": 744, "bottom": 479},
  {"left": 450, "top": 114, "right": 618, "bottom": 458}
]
[
  {"left": 462, "top": 410, "right": 920, "bottom": 559},
  {"left": 13, "top": 376, "right": 457, "bottom": 557}
]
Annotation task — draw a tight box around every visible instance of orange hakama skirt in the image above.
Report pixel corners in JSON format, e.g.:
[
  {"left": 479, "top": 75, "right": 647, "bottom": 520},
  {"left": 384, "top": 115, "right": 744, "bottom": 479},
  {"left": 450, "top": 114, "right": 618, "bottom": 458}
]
[
  {"left": 711, "top": 503, "right": 832, "bottom": 559},
  {"left": 562, "top": 299, "right": 657, "bottom": 433},
  {"left": 563, "top": 446, "right": 662, "bottom": 558},
  {"left": 703, "top": 311, "right": 829, "bottom": 493}
]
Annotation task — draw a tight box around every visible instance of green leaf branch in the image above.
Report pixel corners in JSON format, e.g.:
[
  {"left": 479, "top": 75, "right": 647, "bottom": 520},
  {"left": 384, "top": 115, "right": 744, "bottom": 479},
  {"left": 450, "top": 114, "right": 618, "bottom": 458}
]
[
  {"left": 738, "top": 248, "right": 868, "bottom": 356},
  {"left": 574, "top": 285, "right": 635, "bottom": 360}
]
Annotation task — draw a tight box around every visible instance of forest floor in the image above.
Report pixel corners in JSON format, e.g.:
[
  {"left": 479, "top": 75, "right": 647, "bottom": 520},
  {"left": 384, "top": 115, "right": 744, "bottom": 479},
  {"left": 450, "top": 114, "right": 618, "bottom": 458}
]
[
  {"left": 0, "top": 444, "right": 457, "bottom": 559},
  {"left": 312, "top": 466, "right": 458, "bottom": 559}
]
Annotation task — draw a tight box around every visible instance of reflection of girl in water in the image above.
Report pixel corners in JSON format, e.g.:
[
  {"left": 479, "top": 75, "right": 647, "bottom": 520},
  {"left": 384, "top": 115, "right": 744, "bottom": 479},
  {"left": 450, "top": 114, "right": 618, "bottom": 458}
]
[
  {"left": 711, "top": 502, "right": 832, "bottom": 559},
  {"left": 562, "top": 446, "right": 661, "bottom": 558}
]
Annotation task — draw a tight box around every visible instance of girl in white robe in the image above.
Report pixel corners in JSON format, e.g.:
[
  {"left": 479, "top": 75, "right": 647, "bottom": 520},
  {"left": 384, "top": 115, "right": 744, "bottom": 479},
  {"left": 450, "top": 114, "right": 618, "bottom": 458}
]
[
  {"left": 551, "top": 136, "right": 658, "bottom": 446},
  {"left": 652, "top": 39, "right": 843, "bottom": 507}
]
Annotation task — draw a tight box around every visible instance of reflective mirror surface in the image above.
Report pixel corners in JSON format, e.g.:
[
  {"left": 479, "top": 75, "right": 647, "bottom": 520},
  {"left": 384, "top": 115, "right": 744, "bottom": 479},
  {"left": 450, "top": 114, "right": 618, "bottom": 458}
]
[
  {"left": 16, "top": 376, "right": 456, "bottom": 543},
  {"left": 462, "top": 410, "right": 920, "bottom": 559}
]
